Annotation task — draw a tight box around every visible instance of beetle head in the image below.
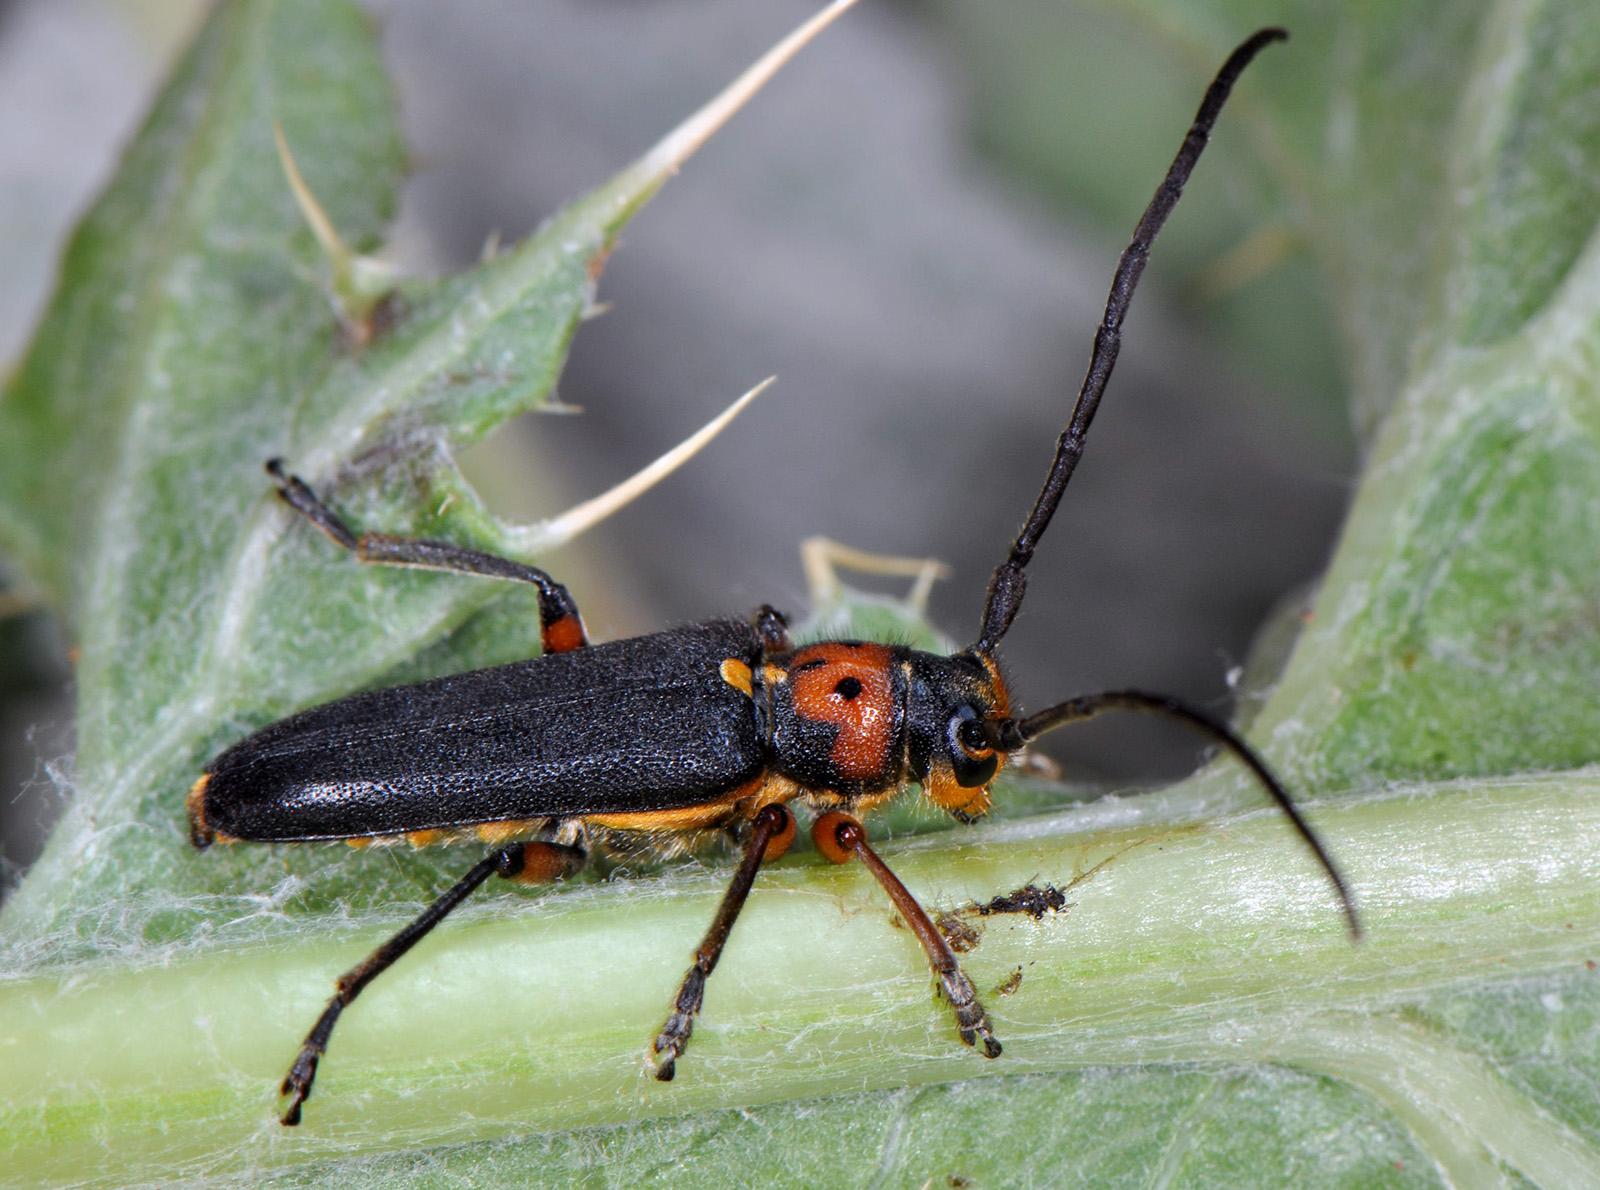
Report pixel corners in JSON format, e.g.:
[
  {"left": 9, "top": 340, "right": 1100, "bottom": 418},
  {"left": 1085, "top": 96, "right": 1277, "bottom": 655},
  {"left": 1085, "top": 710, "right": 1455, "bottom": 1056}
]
[{"left": 906, "top": 650, "right": 1013, "bottom": 821}]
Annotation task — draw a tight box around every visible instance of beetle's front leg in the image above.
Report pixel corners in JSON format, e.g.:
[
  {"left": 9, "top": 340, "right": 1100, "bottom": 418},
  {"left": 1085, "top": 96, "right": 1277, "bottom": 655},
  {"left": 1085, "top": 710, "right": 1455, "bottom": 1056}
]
[
  {"left": 653, "top": 803, "right": 796, "bottom": 1080},
  {"left": 812, "top": 811, "right": 1002, "bottom": 1058}
]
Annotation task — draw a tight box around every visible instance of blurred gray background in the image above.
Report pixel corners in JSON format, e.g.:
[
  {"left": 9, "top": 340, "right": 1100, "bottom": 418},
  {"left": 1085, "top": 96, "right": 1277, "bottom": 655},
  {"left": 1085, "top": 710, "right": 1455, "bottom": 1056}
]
[{"left": 0, "top": 0, "right": 1354, "bottom": 883}]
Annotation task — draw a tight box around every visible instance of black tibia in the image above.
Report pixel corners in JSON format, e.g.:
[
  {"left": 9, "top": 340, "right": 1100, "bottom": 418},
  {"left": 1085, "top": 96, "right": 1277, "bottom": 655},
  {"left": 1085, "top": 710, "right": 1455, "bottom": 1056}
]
[
  {"left": 278, "top": 840, "right": 585, "bottom": 1126},
  {"left": 752, "top": 604, "right": 792, "bottom": 655},
  {"left": 265, "top": 459, "right": 589, "bottom": 652},
  {"left": 975, "top": 29, "right": 1286, "bottom": 654},
  {"left": 653, "top": 804, "right": 793, "bottom": 1082},
  {"left": 829, "top": 815, "right": 1002, "bottom": 1059},
  {"left": 1005, "top": 689, "right": 1361, "bottom": 940}
]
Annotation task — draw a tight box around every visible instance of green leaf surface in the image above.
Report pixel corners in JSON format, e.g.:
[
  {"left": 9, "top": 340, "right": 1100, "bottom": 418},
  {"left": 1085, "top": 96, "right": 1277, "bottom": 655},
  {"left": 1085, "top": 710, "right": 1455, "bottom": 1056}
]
[
  {"left": 0, "top": 0, "right": 711, "bottom": 964},
  {"left": 7, "top": 0, "right": 1600, "bottom": 1187}
]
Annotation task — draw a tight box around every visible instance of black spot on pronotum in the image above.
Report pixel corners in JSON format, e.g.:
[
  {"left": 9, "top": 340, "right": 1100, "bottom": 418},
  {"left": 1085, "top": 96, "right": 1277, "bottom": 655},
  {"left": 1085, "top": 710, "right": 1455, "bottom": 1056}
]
[{"left": 834, "top": 676, "right": 862, "bottom": 700}]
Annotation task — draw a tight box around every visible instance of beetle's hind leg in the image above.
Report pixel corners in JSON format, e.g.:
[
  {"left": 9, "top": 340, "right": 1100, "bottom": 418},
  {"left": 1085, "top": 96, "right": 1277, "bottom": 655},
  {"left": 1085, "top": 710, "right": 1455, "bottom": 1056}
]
[
  {"left": 265, "top": 459, "right": 588, "bottom": 654},
  {"left": 278, "top": 839, "right": 586, "bottom": 1126}
]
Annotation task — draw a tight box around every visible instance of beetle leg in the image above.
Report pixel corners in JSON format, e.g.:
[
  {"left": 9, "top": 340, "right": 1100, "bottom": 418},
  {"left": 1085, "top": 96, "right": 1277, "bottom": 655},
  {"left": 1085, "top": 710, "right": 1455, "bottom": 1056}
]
[
  {"left": 653, "top": 804, "right": 795, "bottom": 1081},
  {"left": 278, "top": 840, "right": 585, "bottom": 1126},
  {"left": 752, "top": 604, "right": 791, "bottom": 655},
  {"left": 812, "top": 811, "right": 1001, "bottom": 1059},
  {"left": 265, "top": 459, "right": 589, "bottom": 653}
]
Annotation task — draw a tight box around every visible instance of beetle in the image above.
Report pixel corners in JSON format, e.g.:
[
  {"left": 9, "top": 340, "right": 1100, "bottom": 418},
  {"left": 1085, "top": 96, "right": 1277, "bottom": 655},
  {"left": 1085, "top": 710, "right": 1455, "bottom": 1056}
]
[{"left": 188, "top": 27, "right": 1357, "bottom": 1127}]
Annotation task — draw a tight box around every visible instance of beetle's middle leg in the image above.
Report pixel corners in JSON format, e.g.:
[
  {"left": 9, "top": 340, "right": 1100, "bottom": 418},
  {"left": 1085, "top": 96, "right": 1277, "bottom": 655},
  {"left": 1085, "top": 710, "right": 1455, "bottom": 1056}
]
[
  {"left": 752, "top": 604, "right": 791, "bottom": 655},
  {"left": 653, "top": 804, "right": 797, "bottom": 1080},
  {"left": 278, "top": 839, "right": 586, "bottom": 1126},
  {"left": 266, "top": 459, "right": 589, "bottom": 654}
]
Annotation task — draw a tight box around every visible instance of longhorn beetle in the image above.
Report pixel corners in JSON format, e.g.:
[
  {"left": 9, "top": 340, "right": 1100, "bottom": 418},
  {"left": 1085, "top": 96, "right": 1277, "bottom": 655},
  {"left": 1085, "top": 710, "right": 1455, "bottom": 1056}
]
[{"left": 189, "top": 28, "right": 1357, "bottom": 1127}]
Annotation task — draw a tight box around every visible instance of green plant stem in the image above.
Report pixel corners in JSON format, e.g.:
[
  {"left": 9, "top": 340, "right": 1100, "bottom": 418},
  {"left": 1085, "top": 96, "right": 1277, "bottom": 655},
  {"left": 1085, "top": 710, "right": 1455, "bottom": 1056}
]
[{"left": 4, "top": 769, "right": 1596, "bottom": 1185}]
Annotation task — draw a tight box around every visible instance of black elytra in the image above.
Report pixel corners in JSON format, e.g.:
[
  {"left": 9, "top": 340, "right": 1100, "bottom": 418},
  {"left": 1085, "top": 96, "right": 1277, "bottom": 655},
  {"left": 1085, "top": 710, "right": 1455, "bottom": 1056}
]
[
  {"left": 188, "top": 28, "right": 1359, "bottom": 1127},
  {"left": 199, "top": 620, "right": 771, "bottom": 841}
]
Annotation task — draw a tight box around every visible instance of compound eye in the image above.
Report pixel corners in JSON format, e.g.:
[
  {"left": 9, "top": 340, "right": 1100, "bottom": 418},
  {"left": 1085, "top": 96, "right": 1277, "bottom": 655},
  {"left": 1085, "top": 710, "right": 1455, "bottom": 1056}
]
[{"left": 946, "top": 705, "right": 999, "bottom": 788}]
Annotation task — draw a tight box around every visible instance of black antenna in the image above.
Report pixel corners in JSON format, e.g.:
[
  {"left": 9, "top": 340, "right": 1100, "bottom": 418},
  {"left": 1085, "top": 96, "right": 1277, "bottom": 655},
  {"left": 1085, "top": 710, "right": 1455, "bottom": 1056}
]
[
  {"left": 998, "top": 689, "right": 1361, "bottom": 939},
  {"left": 975, "top": 28, "right": 1287, "bottom": 655}
]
